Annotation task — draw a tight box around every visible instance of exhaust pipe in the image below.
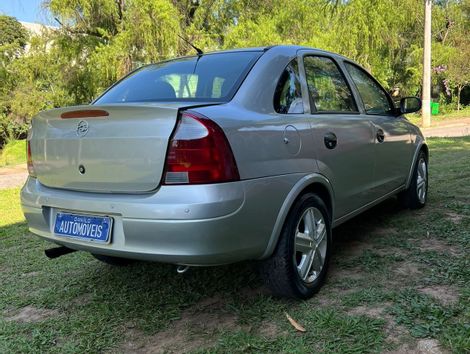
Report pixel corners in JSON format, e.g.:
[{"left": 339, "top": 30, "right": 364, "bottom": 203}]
[
  {"left": 176, "top": 265, "right": 190, "bottom": 274},
  {"left": 45, "top": 246, "right": 77, "bottom": 259}
]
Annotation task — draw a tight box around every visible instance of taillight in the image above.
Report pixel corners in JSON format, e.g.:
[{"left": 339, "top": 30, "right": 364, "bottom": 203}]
[
  {"left": 163, "top": 111, "right": 240, "bottom": 185},
  {"left": 26, "top": 140, "right": 37, "bottom": 177}
]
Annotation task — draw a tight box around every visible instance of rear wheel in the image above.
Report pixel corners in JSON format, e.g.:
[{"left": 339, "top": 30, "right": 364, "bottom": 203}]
[
  {"left": 399, "top": 150, "right": 428, "bottom": 209},
  {"left": 92, "top": 254, "right": 136, "bottom": 266},
  {"left": 258, "top": 193, "right": 332, "bottom": 299}
]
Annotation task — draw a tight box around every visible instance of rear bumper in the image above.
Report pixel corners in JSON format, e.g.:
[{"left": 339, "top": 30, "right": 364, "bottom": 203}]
[{"left": 21, "top": 175, "right": 301, "bottom": 265}]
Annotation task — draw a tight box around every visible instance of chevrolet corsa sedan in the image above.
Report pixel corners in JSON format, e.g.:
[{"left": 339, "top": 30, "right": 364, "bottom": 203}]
[{"left": 21, "top": 46, "right": 428, "bottom": 299}]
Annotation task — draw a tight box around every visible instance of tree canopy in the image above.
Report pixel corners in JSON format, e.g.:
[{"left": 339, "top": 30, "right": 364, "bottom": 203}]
[{"left": 0, "top": 15, "right": 28, "bottom": 47}]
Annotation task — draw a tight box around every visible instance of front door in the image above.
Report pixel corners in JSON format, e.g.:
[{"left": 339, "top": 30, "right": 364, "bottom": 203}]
[{"left": 344, "top": 62, "right": 413, "bottom": 198}]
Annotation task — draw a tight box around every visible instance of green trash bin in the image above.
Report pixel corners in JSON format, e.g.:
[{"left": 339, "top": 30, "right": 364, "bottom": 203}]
[{"left": 431, "top": 102, "right": 439, "bottom": 115}]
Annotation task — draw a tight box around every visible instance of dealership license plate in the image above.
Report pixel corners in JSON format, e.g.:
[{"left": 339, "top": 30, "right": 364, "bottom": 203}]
[{"left": 54, "top": 212, "right": 112, "bottom": 243}]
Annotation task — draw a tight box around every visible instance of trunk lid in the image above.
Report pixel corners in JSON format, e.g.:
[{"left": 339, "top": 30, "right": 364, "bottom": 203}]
[{"left": 30, "top": 103, "right": 192, "bottom": 193}]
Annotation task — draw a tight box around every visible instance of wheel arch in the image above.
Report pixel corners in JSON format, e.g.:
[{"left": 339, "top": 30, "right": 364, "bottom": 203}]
[
  {"left": 260, "top": 173, "right": 334, "bottom": 259},
  {"left": 421, "top": 143, "right": 429, "bottom": 161},
  {"left": 406, "top": 141, "right": 429, "bottom": 189}
]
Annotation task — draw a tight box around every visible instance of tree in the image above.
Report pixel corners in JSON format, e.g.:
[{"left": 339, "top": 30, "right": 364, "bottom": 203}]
[
  {"left": 446, "top": 43, "right": 470, "bottom": 110},
  {"left": 0, "top": 16, "right": 29, "bottom": 144},
  {"left": 0, "top": 15, "right": 28, "bottom": 48}
]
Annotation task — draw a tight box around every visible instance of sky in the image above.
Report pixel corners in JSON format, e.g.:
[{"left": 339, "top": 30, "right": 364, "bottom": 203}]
[{"left": 0, "top": 0, "right": 53, "bottom": 25}]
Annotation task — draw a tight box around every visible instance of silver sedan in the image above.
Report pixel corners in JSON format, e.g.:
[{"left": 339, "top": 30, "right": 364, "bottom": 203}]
[{"left": 21, "top": 45, "right": 428, "bottom": 299}]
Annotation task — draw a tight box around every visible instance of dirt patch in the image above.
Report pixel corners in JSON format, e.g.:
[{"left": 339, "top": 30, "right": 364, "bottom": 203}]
[
  {"left": 374, "top": 246, "right": 408, "bottom": 258},
  {"left": 312, "top": 291, "right": 341, "bottom": 307},
  {"left": 324, "top": 264, "right": 364, "bottom": 297},
  {"left": 393, "top": 262, "right": 421, "bottom": 277},
  {"left": 237, "top": 285, "right": 271, "bottom": 299},
  {"left": 416, "top": 339, "right": 449, "bottom": 354},
  {"left": 372, "top": 227, "right": 399, "bottom": 237},
  {"left": 0, "top": 164, "right": 27, "bottom": 175},
  {"left": 445, "top": 212, "right": 463, "bottom": 223},
  {"left": 418, "top": 286, "right": 459, "bottom": 305},
  {"left": 331, "top": 265, "right": 363, "bottom": 280},
  {"left": 119, "top": 296, "right": 240, "bottom": 353},
  {"left": 21, "top": 271, "right": 40, "bottom": 277},
  {"left": 418, "top": 238, "right": 461, "bottom": 256},
  {"left": 258, "top": 320, "right": 285, "bottom": 338},
  {"left": 349, "top": 303, "right": 412, "bottom": 353},
  {"left": 0, "top": 164, "right": 28, "bottom": 190},
  {"left": 336, "top": 240, "right": 375, "bottom": 258},
  {"left": 385, "top": 342, "right": 414, "bottom": 354},
  {"left": 385, "top": 338, "right": 449, "bottom": 354},
  {"left": 383, "top": 324, "right": 410, "bottom": 352},
  {"left": 347, "top": 304, "right": 390, "bottom": 318},
  {"left": 5, "top": 305, "right": 59, "bottom": 323},
  {"left": 68, "top": 293, "right": 93, "bottom": 308},
  {"left": 120, "top": 327, "right": 209, "bottom": 354}
]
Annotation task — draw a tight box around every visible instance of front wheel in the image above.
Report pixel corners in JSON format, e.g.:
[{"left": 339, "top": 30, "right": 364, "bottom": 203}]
[
  {"left": 258, "top": 193, "right": 332, "bottom": 299},
  {"left": 399, "top": 150, "right": 428, "bottom": 209}
]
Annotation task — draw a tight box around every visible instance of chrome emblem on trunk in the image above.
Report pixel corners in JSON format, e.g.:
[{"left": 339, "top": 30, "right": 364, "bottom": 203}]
[{"left": 77, "top": 120, "right": 89, "bottom": 137}]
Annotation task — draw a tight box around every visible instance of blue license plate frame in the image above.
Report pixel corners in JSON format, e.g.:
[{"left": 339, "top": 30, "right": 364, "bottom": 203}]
[{"left": 54, "top": 212, "right": 112, "bottom": 243}]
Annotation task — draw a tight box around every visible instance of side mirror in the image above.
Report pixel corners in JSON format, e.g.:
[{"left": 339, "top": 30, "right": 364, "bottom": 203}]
[{"left": 399, "top": 97, "right": 422, "bottom": 114}]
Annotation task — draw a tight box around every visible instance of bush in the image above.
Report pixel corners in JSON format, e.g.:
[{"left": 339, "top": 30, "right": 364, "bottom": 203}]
[
  {"left": 0, "top": 113, "right": 28, "bottom": 149},
  {"left": 0, "top": 139, "right": 26, "bottom": 167}
]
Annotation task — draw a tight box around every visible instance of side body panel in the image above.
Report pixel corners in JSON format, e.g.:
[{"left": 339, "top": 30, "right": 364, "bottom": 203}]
[
  {"left": 309, "top": 115, "right": 376, "bottom": 217},
  {"left": 369, "top": 115, "right": 415, "bottom": 198},
  {"left": 195, "top": 47, "right": 320, "bottom": 179}
]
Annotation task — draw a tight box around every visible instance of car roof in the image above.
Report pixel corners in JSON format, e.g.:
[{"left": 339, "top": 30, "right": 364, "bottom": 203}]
[{"left": 182, "top": 45, "right": 348, "bottom": 61}]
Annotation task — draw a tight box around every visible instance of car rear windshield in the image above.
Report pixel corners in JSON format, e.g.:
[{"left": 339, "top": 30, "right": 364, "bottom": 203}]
[{"left": 94, "top": 51, "right": 263, "bottom": 104}]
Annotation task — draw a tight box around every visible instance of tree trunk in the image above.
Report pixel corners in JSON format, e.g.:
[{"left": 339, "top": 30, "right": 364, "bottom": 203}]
[{"left": 457, "top": 86, "right": 462, "bottom": 111}]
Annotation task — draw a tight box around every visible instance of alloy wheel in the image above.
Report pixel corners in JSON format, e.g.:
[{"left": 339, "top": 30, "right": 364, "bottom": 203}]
[
  {"left": 416, "top": 158, "right": 427, "bottom": 203},
  {"left": 294, "top": 207, "right": 328, "bottom": 284}
]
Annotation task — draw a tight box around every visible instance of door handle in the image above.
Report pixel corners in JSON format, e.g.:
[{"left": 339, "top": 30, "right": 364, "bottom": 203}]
[
  {"left": 324, "top": 132, "right": 337, "bottom": 149},
  {"left": 376, "top": 129, "right": 385, "bottom": 143}
]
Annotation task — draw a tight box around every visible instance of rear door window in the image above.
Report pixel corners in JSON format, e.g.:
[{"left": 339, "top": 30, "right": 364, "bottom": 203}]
[
  {"left": 95, "top": 51, "right": 262, "bottom": 104},
  {"left": 303, "top": 56, "right": 357, "bottom": 113}
]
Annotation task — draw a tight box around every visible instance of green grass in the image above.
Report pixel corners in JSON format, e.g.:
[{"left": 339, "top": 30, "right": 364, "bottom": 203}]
[
  {"left": 407, "top": 106, "right": 470, "bottom": 127},
  {"left": 1, "top": 137, "right": 470, "bottom": 353},
  {"left": 0, "top": 139, "right": 26, "bottom": 167}
]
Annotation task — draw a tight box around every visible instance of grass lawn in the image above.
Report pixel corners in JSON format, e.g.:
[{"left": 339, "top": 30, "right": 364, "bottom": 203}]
[
  {"left": 0, "top": 140, "right": 26, "bottom": 167},
  {"left": 1, "top": 137, "right": 469, "bottom": 353},
  {"left": 407, "top": 106, "right": 470, "bottom": 127}
]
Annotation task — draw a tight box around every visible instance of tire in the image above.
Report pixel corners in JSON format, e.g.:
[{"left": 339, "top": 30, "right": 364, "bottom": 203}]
[
  {"left": 258, "top": 193, "right": 332, "bottom": 299},
  {"left": 398, "top": 150, "right": 428, "bottom": 209},
  {"left": 92, "top": 253, "right": 136, "bottom": 266}
]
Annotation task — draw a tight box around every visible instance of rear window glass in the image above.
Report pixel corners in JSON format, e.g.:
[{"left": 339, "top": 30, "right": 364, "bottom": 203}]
[
  {"left": 274, "top": 59, "right": 304, "bottom": 114},
  {"left": 94, "top": 51, "right": 262, "bottom": 104}
]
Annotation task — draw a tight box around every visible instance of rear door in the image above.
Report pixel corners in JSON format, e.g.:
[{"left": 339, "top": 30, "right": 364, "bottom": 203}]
[
  {"left": 300, "top": 53, "right": 376, "bottom": 219},
  {"left": 343, "top": 62, "right": 413, "bottom": 198}
]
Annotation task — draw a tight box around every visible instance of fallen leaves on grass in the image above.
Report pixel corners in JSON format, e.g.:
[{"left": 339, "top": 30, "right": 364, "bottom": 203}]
[{"left": 285, "top": 312, "right": 306, "bottom": 332}]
